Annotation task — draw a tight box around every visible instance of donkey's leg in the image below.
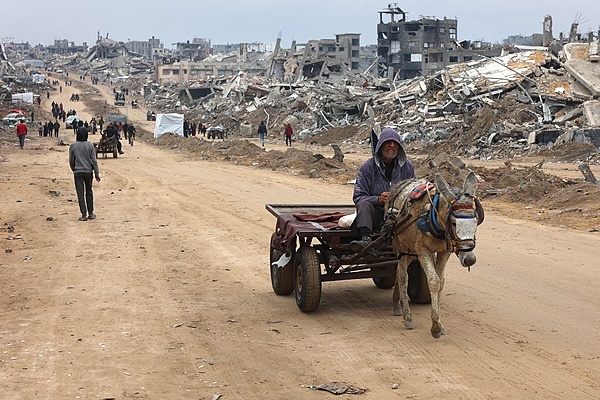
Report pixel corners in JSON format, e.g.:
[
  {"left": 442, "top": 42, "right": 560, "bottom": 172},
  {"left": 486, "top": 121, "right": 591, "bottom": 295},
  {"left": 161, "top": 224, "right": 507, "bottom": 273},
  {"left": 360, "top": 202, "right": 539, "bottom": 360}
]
[
  {"left": 419, "top": 251, "right": 444, "bottom": 338},
  {"left": 393, "top": 256, "right": 414, "bottom": 329},
  {"left": 431, "top": 252, "right": 451, "bottom": 337}
]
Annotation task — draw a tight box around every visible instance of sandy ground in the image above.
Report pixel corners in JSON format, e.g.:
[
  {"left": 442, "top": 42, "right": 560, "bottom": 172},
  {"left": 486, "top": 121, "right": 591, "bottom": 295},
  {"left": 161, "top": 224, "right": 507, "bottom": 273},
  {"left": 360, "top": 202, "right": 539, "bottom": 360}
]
[{"left": 1, "top": 76, "right": 599, "bottom": 400}]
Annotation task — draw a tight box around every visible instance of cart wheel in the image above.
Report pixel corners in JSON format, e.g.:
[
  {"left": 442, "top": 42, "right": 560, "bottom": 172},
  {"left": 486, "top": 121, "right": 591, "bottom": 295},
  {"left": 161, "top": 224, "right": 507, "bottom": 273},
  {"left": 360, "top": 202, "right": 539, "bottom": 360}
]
[
  {"left": 113, "top": 147, "right": 118, "bottom": 158},
  {"left": 372, "top": 265, "right": 397, "bottom": 289},
  {"left": 407, "top": 259, "right": 431, "bottom": 304},
  {"left": 269, "top": 233, "right": 294, "bottom": 295},
  {"left": 294, "top": 246, "right": 321, "bottom": 312}
]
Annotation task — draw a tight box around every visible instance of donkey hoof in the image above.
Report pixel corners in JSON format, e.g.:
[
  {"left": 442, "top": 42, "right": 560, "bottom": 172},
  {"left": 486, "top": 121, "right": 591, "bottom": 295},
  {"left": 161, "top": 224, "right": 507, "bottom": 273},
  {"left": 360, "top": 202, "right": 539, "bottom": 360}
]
[
  {"left": 431, "top": 329, "right": 442, "bottom": 339},
  {"left": 405, "top": 321, "right": 414, "bottom": 330},
  {"left": 394, "top": 309, "right": 402, "bottom": 317}
]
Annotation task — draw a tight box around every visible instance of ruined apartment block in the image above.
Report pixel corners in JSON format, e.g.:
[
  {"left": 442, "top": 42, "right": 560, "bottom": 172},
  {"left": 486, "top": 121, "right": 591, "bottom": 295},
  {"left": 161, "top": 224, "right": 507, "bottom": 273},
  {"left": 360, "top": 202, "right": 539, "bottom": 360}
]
[
  {"left": 313, "top": 34, "right": 361, "bottom": 71},
  {"left": 124, "top": 36, "right": 163, "bottom": 61},
  {"left": 377, "top": 5, "right": 495, "bottom": 80}
]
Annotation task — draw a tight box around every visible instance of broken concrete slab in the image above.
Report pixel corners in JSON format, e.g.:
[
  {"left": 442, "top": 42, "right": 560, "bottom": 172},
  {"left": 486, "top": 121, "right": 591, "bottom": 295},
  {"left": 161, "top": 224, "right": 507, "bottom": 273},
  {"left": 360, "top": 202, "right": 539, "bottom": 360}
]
[
  {"left": 583, "top": 100, "right": 600, "bottom": 126},
  {"left": 564, "top": 60, "right": 600, "bottom": 97}
]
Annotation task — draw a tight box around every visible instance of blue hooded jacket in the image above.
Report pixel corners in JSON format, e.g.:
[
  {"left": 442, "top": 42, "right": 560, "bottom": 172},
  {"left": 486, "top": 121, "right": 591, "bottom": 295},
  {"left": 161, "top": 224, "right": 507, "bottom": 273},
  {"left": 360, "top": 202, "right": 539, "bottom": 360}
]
[{"left": 353, "top": 127, "right": 415, "bottom": 206}]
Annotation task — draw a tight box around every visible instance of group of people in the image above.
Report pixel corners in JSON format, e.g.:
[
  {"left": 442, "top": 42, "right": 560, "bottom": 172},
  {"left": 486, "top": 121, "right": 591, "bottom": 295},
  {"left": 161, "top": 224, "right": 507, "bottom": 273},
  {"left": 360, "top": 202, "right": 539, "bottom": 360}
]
[
  {"left": 51, "top": 101, "right": 67, "bottom": 122},
  {"left": 183, "top": 119, "right": 207, "bottom": 138},
  {"left": 40, "top": 120, "right": 61, "bottom": 137}
]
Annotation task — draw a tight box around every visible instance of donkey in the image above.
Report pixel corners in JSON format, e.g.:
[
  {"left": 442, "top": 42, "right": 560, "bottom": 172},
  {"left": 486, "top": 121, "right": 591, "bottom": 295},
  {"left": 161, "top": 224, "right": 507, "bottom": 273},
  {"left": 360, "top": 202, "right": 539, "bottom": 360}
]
[{"left": 385, "top": 171, "right": 482, "bottom": 338}]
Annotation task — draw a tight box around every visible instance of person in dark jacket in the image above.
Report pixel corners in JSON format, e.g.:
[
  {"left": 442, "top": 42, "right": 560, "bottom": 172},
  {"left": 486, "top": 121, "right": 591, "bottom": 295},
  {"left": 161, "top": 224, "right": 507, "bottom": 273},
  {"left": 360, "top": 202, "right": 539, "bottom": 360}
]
[
  {"left": 350, "top": 127, "right": 415, "bottom": 251},
  {"left": 258, "top": 121, "right": 267, "bottom": 147},
  {"left": 104, "top": 123, "right": 124, "bottom": 154},
  {"left": 69, "top": 128, "right": 101, "bottom": 221}
]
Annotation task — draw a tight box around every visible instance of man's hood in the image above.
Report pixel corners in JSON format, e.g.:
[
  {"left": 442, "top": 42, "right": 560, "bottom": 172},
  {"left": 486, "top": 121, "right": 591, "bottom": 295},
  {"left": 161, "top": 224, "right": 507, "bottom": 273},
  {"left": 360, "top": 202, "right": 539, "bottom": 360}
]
[{"left": 374, "top": 127, "right": 407, "bottom": 164}]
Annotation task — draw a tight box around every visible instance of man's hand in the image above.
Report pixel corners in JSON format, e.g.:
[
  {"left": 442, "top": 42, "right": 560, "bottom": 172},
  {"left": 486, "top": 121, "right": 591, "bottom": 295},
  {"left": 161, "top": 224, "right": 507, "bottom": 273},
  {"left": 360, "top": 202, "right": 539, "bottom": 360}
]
[
  {"left": 378, "top": 192, "right": 389, "bottom": 205},
  {"left": 95, "top": 176, "right": 101, "bottom": 182}
]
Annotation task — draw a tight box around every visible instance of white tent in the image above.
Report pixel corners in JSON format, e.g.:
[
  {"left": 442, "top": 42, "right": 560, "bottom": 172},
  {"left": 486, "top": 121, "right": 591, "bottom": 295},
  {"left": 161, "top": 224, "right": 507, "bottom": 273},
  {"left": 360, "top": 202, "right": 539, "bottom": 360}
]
[
  {"left": 154, "top": 113, "right": 184, "bottom": 138},
  {"left": 12, "top": 92, "right": 34, "bottom": 104}
]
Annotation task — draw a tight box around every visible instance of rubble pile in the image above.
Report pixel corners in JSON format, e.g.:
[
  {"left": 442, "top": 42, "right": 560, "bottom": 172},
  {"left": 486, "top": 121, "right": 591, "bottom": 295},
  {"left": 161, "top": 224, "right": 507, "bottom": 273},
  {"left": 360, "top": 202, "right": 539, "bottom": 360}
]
[
  {"left": 152, "top": 133, "right": 355, "bottom": 183},
  {"left": 137, "top": 46, "right": 599, "bottom": 162},
  {"left": 39, "top": 39, "right": 600, "bottom": 164}
]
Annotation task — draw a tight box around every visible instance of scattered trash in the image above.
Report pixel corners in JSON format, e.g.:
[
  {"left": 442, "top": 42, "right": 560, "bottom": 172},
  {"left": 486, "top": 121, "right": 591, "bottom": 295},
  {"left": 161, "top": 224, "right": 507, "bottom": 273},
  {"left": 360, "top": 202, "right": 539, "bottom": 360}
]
[{"left": 310, "top": 382, "right": 367, "bottom": 395}]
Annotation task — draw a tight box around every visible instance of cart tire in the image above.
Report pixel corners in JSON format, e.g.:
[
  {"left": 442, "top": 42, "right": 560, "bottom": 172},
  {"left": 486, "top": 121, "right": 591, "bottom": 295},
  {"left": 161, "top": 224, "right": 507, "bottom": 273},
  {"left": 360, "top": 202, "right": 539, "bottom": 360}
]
[
  {"left": 269, "top": 234, "right": 294, "bottom": 295},
  {"left": 294, "top": 246, "right": 321, "bottom": 312},
  {"left": 113, "top": 147, "right": 118, "bottom": 158},
  {"left": 407, "top": 259, "right": 431, "bottom": 304},
  {"left": 372, "top": 265, "right": 397, "bottom": 289}
]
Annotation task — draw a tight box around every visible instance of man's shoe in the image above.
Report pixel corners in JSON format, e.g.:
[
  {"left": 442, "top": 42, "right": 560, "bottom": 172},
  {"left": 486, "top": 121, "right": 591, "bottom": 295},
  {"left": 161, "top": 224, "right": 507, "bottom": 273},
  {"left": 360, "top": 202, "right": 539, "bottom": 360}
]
[{"left": 350, "top": 236, "right": 373, "bottom": 253}]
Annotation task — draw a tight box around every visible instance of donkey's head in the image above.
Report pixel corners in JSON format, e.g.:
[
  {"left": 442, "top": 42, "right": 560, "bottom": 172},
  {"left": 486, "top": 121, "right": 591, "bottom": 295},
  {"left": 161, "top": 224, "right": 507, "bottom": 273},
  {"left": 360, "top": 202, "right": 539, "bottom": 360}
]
[{"left": 434, "top": 171, "right": 482, "bottom": 268}]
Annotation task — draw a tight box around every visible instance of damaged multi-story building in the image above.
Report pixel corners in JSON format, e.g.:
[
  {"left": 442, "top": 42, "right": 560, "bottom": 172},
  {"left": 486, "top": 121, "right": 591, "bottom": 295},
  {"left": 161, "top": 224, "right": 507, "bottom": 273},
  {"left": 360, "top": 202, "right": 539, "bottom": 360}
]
[
  {"left": 310, "top": 33, "right": 362, "bottom": 71},
  {"left": 46, "top": 39, "right": 89, "bottom": 56},
  {"left": 376, "top": 4, "right": 500, "bottom": 79},
  {"left": 86, "top": 37, "right": 136, "bottom": 60},
  {"left": 124, "top": 36, "right": 164, "bottom": 61},
  {"left": 171, "top": 38, "right": 211, "bottom": 62},
  {"left": 2, "top": 42, "right": 34, "bottom": 58},
  {"left": 155, "top": 32, "right": 365, "bottom": 86}
]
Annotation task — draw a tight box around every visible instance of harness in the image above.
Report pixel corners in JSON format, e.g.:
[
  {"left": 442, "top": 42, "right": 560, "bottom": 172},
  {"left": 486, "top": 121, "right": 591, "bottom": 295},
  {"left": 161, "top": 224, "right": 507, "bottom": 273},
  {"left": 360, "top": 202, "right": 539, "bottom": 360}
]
[
  {"left": 387, "top": 180, "right": 484, "bottom": 255},
  {"left": 417, "top": 194, "right": 446, "bottom": 240}
]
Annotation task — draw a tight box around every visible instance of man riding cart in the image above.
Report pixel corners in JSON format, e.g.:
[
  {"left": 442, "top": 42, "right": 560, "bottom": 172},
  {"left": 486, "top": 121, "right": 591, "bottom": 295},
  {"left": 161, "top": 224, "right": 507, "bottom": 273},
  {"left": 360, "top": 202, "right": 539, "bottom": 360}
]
[{"left": 94, "top": 123, "right": 124, "bottom": 158}]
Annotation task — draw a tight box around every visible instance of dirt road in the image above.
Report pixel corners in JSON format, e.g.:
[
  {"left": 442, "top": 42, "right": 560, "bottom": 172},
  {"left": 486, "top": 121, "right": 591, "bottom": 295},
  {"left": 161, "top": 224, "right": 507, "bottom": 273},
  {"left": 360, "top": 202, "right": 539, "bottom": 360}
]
[{"left": 1, "top": 77, "right": 599, "bottom": 399}]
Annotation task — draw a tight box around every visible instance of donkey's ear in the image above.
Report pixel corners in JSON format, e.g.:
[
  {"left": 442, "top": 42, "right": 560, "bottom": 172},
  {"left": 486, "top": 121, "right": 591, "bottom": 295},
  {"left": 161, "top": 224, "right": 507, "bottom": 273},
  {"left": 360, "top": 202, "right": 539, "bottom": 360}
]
[
  {"left": 463, "top": 171, "right": 478, "bottom": 196},
  {"left": 434, "top": 173, "right": 454, "bottom": 200}
]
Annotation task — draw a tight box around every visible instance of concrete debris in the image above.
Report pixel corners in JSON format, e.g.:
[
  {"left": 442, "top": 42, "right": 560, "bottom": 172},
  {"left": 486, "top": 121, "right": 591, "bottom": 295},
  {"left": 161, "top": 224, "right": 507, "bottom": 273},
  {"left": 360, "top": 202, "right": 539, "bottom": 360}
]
[{"left": 578, "top": 164, "right": 598, "bottom": 183}]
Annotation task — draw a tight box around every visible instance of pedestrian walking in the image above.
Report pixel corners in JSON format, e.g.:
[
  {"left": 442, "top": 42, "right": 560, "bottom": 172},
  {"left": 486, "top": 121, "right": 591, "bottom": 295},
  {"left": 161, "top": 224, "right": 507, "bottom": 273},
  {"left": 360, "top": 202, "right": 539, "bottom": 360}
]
[
  {"left": 16, "top": 119, "right": 28, "bottom": 149},
  {"left": 258, "top": 121, "right": 267, "bottom": 147},
  {"left": 69, "top": 128, "right": 100, "bottom": 221}
]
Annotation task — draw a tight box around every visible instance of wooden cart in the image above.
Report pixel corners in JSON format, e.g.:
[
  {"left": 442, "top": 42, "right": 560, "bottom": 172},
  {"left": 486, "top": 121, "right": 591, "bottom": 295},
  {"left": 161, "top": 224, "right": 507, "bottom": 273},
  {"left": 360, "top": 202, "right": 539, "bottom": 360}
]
[
  {"left": 266, "top": 204, "right": 430, "bottom": 312},
  {"left": 94, "top": 135, "right": 118, "bottom": 158}
]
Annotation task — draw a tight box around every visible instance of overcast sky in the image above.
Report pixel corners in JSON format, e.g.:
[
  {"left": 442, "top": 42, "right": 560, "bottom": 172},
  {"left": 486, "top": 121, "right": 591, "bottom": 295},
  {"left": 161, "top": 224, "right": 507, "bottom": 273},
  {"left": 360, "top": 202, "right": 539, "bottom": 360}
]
[{"left": 3, "top": 0, "right": 599, "bottom": 48}]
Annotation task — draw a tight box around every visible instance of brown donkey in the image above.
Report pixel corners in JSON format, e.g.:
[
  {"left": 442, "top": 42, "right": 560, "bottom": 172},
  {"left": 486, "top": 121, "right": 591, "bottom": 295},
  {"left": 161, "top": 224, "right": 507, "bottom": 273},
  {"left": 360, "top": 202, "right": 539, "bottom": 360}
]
[{"left": 386, "top": 171, "right": 482, "bottom": 338}]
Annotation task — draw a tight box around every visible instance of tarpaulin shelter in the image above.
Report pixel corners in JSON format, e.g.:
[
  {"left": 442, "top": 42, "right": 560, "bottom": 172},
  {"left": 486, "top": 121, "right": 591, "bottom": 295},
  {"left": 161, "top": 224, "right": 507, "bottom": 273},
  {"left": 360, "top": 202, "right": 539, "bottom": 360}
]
[
  {"left": 154, "top": 113, "right": 184, "bottom": 138},
  {"left": 11, "top": 93, "right": 34, "bottom": 104}
]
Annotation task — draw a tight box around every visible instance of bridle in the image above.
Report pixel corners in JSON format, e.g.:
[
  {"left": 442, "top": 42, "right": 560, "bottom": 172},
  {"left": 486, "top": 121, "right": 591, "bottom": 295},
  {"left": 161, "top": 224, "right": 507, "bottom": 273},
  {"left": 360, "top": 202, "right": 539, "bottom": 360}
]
[{"left": 442, "top": 192, "right": 483, "bottom": 254}]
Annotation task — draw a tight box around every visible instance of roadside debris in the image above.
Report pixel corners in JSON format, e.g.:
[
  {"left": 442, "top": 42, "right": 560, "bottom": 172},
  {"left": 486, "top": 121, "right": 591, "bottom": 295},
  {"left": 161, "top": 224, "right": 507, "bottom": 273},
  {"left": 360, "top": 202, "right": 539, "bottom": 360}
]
[{"left": 309, "top": 382, "right": 367, "bottom": 395}]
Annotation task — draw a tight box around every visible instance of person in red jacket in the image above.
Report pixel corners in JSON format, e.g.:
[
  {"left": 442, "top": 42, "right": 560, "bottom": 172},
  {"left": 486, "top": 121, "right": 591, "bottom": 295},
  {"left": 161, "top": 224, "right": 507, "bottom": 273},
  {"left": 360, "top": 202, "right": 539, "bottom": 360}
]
[
  {"left": 284, "top": 123, "right": 293, "bottom": 146},
  {"left": 16, "top": 119, "right": 28, "bottom": 149}
]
